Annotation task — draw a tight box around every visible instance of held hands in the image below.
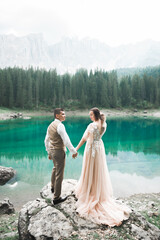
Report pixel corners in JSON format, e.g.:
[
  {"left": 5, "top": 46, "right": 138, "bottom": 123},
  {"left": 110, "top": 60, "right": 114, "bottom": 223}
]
[
  {"left": 72, "top": 146, "right": 78, "bottom": 159},
  {"left": 72, "top": 152, "right": 78, "bottom": 159}
]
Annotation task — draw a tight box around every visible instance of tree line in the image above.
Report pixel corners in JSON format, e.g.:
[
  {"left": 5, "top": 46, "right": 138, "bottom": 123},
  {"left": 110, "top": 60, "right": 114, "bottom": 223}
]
[{"left": 0, "top": 66, "right": 160, "bottom": 109}]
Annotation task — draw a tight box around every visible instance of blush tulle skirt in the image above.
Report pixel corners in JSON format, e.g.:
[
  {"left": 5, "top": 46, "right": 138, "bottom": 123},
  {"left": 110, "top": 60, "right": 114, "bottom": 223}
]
[{"left": 75, "top": 140, "right": 131, "bottom": 226}]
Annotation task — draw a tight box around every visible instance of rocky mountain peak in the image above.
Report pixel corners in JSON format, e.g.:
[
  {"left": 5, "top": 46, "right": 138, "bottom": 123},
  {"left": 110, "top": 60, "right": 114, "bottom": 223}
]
[{"left": 0, "top": 34, "right": 160, "bottom": 73}]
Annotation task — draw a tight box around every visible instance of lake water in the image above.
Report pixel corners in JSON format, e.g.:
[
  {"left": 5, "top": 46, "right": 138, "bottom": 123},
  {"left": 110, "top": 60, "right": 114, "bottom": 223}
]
[{"left": 0, "top": 116, "right": 160, "bottom": 210}]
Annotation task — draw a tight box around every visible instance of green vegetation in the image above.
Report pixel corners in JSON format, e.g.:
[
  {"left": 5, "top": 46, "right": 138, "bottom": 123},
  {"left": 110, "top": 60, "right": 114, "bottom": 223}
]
[
  {"left": 65, "top": 234, "right": 81, "bottom": 240},
  {"left": 3, "top": 236, "right": 19, "bottom": 240},
  {"left": 0, "top": 213, "right": 18, "bottom": 240},
  {"left": 0, "top": 66, "right": 160, "bottom": 110},
  {"left": 45, "top": 198, "right": 52, "bottom": 204},
  {"left": 142, "top": 211, "right": 160, "bottom": 229},
  {"left": 117, "top": 65, "right": 160, "bottom": 79},
  {"left": 114, "top": 225, "right": 134, "bottom": 240},
  {"left": 92, "top": 232, "right": 101, "bottom": 239}
]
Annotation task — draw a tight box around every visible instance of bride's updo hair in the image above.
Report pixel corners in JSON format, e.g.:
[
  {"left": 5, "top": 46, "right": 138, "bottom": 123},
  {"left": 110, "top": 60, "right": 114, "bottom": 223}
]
[
  {"left": 100, "top": 112, "right": 106, "bottom": 123},
  {"left": 90, "top": 107, "right": 106, "bottom": 122}
]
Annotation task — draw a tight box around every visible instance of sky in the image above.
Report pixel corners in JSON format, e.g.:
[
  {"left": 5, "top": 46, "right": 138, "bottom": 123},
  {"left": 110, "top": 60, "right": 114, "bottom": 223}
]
[{"left": 0, "top": 0, "right": 160, "bottom": 47}]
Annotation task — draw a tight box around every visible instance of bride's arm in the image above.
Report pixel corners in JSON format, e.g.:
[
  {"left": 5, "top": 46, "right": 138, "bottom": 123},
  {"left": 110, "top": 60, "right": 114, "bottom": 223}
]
[
  {"left": 76, "top": 123, "right": 92, "bottom": 151},
  {"left": 76, "top": 138, "right": 86, "bottom": 151}
]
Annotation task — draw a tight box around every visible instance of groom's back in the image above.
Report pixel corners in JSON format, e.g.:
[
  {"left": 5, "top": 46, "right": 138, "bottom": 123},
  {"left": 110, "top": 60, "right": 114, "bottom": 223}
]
[{"left": 48, "top": 121, "right": 64, "bottom": 150}]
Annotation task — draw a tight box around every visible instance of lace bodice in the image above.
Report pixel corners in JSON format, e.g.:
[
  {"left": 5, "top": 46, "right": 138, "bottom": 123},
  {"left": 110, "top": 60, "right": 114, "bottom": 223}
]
[
  {"left": 93, "top": 125, "right": 101, "bottom": 141},
  {"left": 83, "top": 122, "right": 107, "bottom": 157}
]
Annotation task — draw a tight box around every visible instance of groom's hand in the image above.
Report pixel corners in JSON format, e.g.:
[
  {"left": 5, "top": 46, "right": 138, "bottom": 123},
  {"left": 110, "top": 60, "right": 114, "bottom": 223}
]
[{"left": 72, "top": 152, "right": 78, "bottom": 159}]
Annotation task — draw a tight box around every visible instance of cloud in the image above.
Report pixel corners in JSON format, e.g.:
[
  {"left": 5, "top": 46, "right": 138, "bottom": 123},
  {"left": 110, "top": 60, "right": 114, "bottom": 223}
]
[
  {"left": 0, "top": 0, "right": 160, "bottom": 46},
  {"left": 0, "top": 0, "right": 69, "bottom": 43}
]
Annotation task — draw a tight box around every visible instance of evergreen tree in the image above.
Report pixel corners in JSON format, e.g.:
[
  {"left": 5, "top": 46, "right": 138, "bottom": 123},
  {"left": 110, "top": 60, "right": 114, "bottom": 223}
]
[
  {"left": 15, "top": 69, "right": 23, "bottom": 107},
  {"left": 8, "top": 74, "right": 14, "bottom": 108},
  {"left": 108, "top": 71, "right": 118, "bottom": 108},
  {"left": 0, "top": 66, "right": 159, "bottom": 110},
  {"left": 132, "top": 74, "right": 141, "bottom": 104},
  {"left": 120, "top": 77, "right": 131, "bottom": 106}
]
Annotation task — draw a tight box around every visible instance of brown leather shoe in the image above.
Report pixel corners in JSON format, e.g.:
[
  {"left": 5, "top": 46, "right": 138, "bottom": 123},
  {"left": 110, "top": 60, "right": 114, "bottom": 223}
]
[{"left": 53, "top": 196, "right": 67, "bottom": 205}]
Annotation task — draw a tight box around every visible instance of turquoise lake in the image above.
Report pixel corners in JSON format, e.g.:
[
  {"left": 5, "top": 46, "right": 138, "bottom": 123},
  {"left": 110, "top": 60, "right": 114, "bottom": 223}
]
[{"left": 0, "top": 116, "right": 160, "bottom": 210}]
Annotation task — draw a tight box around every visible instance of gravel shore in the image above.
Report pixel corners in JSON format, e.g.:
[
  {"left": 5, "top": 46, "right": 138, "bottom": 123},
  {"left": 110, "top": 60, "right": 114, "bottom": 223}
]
[{"left": 0, "top": 108, "right": 160, "bottom": 120}]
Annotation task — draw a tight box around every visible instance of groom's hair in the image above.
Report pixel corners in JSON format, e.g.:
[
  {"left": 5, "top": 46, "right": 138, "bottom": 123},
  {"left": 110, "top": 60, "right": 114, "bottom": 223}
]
[{"left": 54, "top": 108, "right": 64, "bottom": 118}]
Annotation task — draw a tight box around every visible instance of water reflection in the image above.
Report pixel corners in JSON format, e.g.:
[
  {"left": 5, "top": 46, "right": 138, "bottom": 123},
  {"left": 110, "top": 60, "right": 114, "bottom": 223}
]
[
  {"left": 0, "top": 168, "right": 159, "bottom": 211},
  {"left": 110, "top": 170, "right": 160, "bottom": 197},
  {"left": 1, "top": 150, "right": 159, "bottom": 183},
  {"left": 0, "top": 117, "right": 160, "bottom": 160},
  {"left": 0, "top": 116, "right": 160, "bottom": 209},
  {"left": 106, "top": 151, "right": 160, "bottom": 177},
  {"left": 0, "top": 117, "right": 160, "bottom": 179}
]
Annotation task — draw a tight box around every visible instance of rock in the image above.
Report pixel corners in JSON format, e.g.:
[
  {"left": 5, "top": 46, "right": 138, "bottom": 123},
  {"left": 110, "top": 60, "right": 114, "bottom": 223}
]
[
  {"left": 56, "top": 195, "right": 98, "bottom": 230},
  {"left": 18, "top": 198, "right": 73, "bottom": 240},
  {"left": 149, "top": 201, "right": 155, "bottom": 207},
  {"left": 18, "top": 112, "right": 23, "bottom": 117},
  {"left": 40, "top": 178, "right": 78, "bottom": 199},
  {"left": 0, "top": 231, "right": 18, "bottom": 239},
  {"left": 0, "top": 198, "right": 15, "bottom": 215},
  {"left": 10, "top": 113, "right": 18, "bottom": 118},
  {"left": 28, "top": 205, "right": 73, "bottom": 240},
  {"left": 40, "top": 179, "right": 98, "bottom": 229},
  {"left": 18, "top": 198, "right": 48, "bottom": 240},
  {"left": 131, "top": 223, "right": 150, "bottom": 239},
  {"left": 153, "top": 212, "right": 159, "bottom": 216},
  {"left": 18, "top": 180, "right": 160, "bottom": 240},
  {"left": 127, "top": 208, "right": 160, "bottom": 240},
  {"left": 0, "top": 166, "right": 16, "bottom": 185},
  {"left": 19, "top": 180, "right": 98, "bottom": 240},
  {"left": 10, "top": 112, "right": 23, "bottom": 118}
]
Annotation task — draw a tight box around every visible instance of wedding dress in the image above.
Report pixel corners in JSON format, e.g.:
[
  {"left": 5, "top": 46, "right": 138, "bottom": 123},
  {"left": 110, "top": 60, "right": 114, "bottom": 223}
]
[{"left": 75, "top": 121, "right": 131, "bottom": 226}]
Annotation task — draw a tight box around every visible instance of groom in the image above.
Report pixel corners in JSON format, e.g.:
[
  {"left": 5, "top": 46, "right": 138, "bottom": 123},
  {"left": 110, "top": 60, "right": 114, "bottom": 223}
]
[{"left": 44, "top": 108, "right": 78, "bottom": 205}]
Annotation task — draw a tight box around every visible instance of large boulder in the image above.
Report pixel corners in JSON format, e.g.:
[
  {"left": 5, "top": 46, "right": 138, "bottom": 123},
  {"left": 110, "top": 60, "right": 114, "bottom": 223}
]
[
  {"left": 18, "top": 179, "right": 98, "bottom": 240},
  {"left": 18, "top": 198, "right": 74, "bottom": 240},
  {"left": 0, "top": 198, "right": 15, "bottom": 215},
  {"left": 40, "top": 178, "right": 78, "bottom": 199},
  {"left": 0, "top": 166, "right": 16, "bottom": 185},
  {"left": 18, "top": 180, "right": 160, "bottom": 240}
]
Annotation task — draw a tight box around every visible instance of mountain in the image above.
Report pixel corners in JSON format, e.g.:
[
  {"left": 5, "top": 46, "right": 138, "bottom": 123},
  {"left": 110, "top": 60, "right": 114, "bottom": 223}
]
[
  {"left": 0, "top": 33, "right": 51, "bottom": 69},
  {"left": 0, "top": 33, "right": 160, "bottom": 73}
]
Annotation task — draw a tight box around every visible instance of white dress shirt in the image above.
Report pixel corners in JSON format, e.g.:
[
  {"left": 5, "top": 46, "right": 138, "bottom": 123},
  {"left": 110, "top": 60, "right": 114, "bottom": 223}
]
[{"left": 44, "top": 119, "right": 77, "bottom": 154}]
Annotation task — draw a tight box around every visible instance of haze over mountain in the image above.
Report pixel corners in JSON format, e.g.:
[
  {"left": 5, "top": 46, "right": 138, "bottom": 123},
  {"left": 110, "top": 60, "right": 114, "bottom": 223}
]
[{"left": 0, "top": 33, "right": 160, "bottom": 74}]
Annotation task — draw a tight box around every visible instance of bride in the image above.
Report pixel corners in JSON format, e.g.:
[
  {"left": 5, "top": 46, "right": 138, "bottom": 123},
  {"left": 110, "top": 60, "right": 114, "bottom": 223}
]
[{"left": 75, "top": 107, "right": 131, "bottom": 226}]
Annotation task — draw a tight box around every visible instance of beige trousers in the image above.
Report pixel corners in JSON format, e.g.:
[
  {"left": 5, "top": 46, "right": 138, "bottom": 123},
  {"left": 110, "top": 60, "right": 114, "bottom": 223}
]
[{"left": 50, "top": 149, "right": 66, "bottom": 200}]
